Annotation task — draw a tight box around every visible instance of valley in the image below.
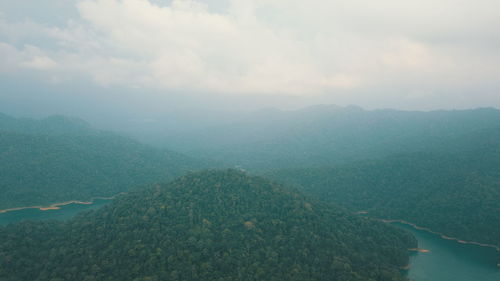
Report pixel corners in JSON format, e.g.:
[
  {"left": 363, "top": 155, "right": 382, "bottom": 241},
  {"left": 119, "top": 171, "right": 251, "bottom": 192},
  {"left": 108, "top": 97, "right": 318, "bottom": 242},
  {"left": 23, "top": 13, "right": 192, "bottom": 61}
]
[
  {"left": 1, "top": 107, "right": 499, "bottom": 281},
  {"left": 2, "top": 2, "right": 498, "bottom": 279}
]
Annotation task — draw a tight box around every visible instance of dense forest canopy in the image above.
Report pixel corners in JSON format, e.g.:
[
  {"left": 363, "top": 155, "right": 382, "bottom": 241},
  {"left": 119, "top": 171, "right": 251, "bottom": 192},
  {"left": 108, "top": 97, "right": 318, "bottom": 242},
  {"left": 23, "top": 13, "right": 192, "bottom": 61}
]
[
  {"left": 0, "top": 114, "right": 209, "bottom": 210},
  {"left": 0, "top": 170, "right": 416, "bottom": 281},
  {"left": 269, "top": 148, "right": 500, "bottom": 248}
]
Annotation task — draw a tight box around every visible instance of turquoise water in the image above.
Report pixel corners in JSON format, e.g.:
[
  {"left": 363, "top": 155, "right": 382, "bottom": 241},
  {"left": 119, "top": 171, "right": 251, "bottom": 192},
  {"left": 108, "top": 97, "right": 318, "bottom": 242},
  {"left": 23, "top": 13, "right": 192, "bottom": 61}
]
[
  {"left": 0, "top": 199, "right": 111, "bottom": 226},
  {"left": 392, "top": 222, "right": 500, "bottom": 281}
]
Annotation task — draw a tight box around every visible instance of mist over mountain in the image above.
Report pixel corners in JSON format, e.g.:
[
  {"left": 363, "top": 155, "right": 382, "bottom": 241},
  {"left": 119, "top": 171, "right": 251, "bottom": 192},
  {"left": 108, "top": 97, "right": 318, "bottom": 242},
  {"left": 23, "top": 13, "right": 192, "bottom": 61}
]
[
  {"left": 0, "top": 113, "right": 211, "bottom": 210},
  {"left": 2, "top": 1, "right": 500, "bottom": 280},
  {"left": 126, "top": 106, "right": 500, "bottom": 171},
  {"left": 0, "top": 113, "right": 95, "bottom": 136},
  {"left": 257, "top": 112, "right": 500, "bottom": 247}
]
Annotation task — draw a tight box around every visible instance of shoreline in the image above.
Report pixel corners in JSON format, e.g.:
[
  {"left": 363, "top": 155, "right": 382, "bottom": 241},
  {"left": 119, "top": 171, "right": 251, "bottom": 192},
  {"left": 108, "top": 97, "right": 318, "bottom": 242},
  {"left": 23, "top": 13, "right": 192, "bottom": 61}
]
[
  {"left": 3, "top": 200, "right": 499, "bottom": 253},
  {"left": 355, "top": 211, "right": 500, "bottom": 252},
  {"left": 381, "top": 218, "right": 500, "bottom": 252},
  {"left": 0, "top": 194, "right": 124, "bottom": 215}
]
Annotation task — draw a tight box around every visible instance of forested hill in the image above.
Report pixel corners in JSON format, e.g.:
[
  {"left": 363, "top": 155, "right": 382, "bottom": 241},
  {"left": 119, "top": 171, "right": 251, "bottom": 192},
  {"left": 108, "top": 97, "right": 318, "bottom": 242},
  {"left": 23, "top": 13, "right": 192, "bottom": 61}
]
[
  {"left": 269, "top": 149, "right": 500, "bottom": 248},
  {"left": 0, "top": 113, "right": 95, "bottom": 136},
  {"left": 150, "top": 106, "right": 500, "bottom": 171},
  {"left": 0, "top": 170, "right": 416, "bottom": 281},
  {"left": 0, "top": 113, "right": 209, "bottom": 210}
]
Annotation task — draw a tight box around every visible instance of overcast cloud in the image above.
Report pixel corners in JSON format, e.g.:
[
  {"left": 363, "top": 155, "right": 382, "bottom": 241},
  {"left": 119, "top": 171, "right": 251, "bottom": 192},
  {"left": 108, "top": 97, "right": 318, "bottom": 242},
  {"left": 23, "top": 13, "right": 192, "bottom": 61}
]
[{"left": 0, "top": 0, "right": 499, "bottom": 110}]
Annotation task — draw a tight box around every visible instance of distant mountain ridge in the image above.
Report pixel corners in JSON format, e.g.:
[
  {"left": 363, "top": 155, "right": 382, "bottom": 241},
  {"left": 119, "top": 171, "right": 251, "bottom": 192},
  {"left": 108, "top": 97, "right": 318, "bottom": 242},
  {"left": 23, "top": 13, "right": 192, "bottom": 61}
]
[
  {"left": 0, "top": 170, "right": 416, "bottom": 281},
  {"left": 152, "top": 106, "right": 500, "bottom": 171},
  {"left": 0, "top": 114, "right": 95, "bottom": 136},
  {"left": 0, "top": 112, "right": 210, "bottom": 210}
]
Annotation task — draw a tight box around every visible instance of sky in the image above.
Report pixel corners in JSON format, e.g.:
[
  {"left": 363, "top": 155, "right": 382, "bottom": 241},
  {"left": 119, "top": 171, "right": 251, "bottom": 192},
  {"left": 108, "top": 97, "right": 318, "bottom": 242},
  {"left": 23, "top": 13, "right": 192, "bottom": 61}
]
[{"left": 1, "top": 0, "right": 500, "bottom": 121}]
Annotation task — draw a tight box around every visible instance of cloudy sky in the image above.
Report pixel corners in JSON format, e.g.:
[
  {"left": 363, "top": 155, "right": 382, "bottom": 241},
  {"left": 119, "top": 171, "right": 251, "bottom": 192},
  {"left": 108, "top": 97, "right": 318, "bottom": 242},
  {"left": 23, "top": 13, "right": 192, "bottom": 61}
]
[{"left": 1, "top": 0, "right": 499, "bottom": 116}]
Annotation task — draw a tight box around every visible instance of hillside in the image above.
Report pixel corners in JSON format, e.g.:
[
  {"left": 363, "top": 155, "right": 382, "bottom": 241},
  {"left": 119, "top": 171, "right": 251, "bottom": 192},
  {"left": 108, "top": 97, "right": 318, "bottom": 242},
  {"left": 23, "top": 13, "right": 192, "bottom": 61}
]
[
  {"left": 269, "top": 148, "right": 500, "bottom": 248},
  {"left": 0, "top": 170, "right": 416, "bottom": 281},
  {"left": 147, "top": 106, "right": 500, "bottom": 171},
  {"left": 0, "top": 113, "right": 95, "bottom": 136},
  {"left": 0, "top": 114, "right": 208, "bottom": 210}
]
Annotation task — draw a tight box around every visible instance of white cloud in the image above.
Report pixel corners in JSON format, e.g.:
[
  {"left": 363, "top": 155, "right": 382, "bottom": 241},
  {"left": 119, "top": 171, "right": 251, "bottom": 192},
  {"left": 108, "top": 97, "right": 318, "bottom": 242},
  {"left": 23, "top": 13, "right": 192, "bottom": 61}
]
[
  {"left": 21, "top": 56, "right": 58, "bottom": 70},
  {"left": 0, "top": 0, "right": 499, "bottom": 101},
  {"left": 72, "top": 0, "right": 348, "bottom": 94},
  {"left": 0, "top": 43, "right": 54, "bottom": 72}
]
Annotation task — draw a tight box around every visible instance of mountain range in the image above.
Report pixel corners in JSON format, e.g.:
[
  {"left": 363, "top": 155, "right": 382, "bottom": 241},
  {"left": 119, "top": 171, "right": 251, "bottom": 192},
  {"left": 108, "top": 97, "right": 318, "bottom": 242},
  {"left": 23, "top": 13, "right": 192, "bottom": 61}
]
[{"left": 0, "top": 114, "right": 209, "bottom": 210}]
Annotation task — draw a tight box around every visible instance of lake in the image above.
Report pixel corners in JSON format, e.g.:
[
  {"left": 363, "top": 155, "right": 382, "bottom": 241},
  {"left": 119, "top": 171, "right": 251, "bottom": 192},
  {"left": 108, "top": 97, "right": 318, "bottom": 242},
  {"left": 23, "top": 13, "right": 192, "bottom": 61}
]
[
  {"left": 392, "top": 222, "right": 500, "bottom": 281},
  {"left": 1, "top": 203, "right": 498, "bottom": 281},
  {"left": 0, "top": 199, "right": 111, "bottom": 226}
]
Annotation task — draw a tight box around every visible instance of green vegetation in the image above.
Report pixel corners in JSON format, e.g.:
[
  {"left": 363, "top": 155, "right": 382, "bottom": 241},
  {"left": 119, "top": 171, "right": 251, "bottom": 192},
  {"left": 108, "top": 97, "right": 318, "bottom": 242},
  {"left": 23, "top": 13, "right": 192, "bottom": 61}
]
[
  {"left": 0, "top": 115, "right": 208, "bottom": 210},
  {"left": 0, "top": 113, "right": 95, "bottom": 136},
  {"left": 157, "top": 106, "right": 500, "bottom": 171},
  {"left": 269, "top": 150, "right": 500, "bottom": 248},
  {"left": 3, "top": 107, "right": 499, "bottom": 280},
  {"left": 0, "top": 170, "right": 416, "bottom": 281}
]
